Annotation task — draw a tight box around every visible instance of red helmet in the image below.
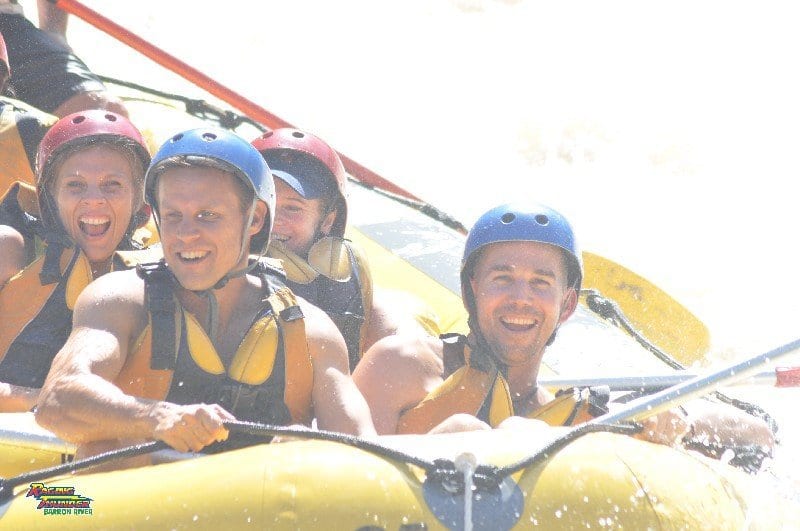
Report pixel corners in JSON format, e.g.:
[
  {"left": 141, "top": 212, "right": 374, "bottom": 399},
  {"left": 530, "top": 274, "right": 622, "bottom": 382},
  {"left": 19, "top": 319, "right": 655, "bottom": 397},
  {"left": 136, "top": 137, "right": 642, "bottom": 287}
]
[
  {"left": 0, "top": 31, "right": 9, "bottom": 77},
  {"left": 252, "top": 128, "right": 349, "bottom": 237},
  {"left": 36, "top": 110, "right": 151, "bottom": 237}
]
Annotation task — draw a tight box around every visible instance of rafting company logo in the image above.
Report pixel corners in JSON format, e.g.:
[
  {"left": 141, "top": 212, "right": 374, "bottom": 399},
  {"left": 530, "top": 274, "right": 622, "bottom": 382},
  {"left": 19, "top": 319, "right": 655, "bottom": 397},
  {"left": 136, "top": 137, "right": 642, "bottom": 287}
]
[{"left": 26, "top": 482, "right": 93, "bottom": 516}]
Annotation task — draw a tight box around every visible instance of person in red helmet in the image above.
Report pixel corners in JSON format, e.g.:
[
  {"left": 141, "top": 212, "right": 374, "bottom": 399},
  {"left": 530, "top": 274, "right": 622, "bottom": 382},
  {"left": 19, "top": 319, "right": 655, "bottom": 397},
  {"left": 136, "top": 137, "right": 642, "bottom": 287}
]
[
  {"left": 37, "top": 127, "right": 375, "bottom": 459},
  {"left": 0, "top": 110, "right": 153, "bottom": 412},
  {"left": 252, "top": 128, "right": 439, "bottom": 371},
  {"left": 0, "top": 1, "right": 127, "bottom": 118},
  {"left": 0, "top": 29, "right": 58, "bottom": 194}
]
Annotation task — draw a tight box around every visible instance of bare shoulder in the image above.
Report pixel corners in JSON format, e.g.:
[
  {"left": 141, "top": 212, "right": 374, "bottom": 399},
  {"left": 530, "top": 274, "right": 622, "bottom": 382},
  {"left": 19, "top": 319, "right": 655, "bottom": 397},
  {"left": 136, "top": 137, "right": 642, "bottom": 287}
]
[
  {"left": 294, "top": 295, "right": 349, "bottom": 367},
  {"left": 295, "top": 295, "right": 341, "bottom": 342},
  {"left": 0, "top": 224, "right": 25, "bottom": 245},
  {"left": 45, "top": 271, "right": 148, "bottom": 387},
  {"left": 0, "top": 225, "right": 26, "bottom": 286},
  {"left": 355, "top": 333, "right": 444, "bottom": 383},
  {"left": 72, "top": 269, "right": 147, "bottom": 336}
]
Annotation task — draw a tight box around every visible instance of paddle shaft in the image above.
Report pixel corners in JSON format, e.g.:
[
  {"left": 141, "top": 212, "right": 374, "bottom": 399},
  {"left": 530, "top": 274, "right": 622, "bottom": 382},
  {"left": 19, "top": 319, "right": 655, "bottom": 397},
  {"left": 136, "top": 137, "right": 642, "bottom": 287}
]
[
  {"left": 541, "top": 366, "right": 800, "bottom": 392},
  {"left": 48, "top": 0, "right": 423, "bottom": 203},
  {"left": 591, "top": 337, "right": 800, "bottom": 424}
]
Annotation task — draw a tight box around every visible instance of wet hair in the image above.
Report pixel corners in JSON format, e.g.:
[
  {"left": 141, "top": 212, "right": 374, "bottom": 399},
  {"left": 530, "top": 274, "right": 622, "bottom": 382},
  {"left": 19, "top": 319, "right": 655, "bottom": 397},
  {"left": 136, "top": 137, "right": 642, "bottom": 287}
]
[
  {"left": 38, "top": 136, "right": 149, "bottom": 236},
  {"left": 148, "top": 155, "right": 255, "bottom": 214},
  {"left": 42, "top": 135, "right": 148, "bottom": 202}
]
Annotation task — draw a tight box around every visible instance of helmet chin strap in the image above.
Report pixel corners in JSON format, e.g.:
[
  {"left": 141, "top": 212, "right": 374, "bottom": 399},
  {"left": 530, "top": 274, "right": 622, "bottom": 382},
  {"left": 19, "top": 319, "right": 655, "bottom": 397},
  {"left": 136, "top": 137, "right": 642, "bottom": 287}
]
[{"left": 195, "top": 199, "right": 259, "bottom": 342}]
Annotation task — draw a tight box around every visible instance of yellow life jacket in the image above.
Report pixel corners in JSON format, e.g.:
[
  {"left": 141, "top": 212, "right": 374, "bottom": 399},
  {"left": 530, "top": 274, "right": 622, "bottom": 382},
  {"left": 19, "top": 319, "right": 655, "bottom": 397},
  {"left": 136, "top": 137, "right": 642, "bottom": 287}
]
[
  {"left": 396, "top": 334, "right": 609, "bottom": 434},
  {"left": 0, "top": 98, "right": 56, "bottom": 193},
  {"left": 0, "top": 244, "right": 161, "bottom": 388},
  {"left": 116, "top": 260, "right": 314, "bottom": 430},
  {"left": 268, "top": 237, "right": 373, "bottom": 370}
]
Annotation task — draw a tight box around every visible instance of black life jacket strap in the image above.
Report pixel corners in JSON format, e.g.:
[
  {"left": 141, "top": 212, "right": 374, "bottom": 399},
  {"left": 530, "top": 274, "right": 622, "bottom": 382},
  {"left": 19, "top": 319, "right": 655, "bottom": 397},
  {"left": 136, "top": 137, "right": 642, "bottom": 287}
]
[
  {"left": 136, "top": 260, "right": 178, "bottom": 370},
  {"left": 38, "top": 239, "right": 72, "bottom": 285}
]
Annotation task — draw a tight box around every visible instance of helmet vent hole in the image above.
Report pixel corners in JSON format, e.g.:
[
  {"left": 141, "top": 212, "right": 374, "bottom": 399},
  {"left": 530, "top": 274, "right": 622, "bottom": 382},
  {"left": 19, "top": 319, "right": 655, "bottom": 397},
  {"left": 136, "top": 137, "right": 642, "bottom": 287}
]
[
  {"left": 501, "top": 213, "right": 516, "bottom": 224},
  {"left": 202, "top": 133, "right": 217, "bottom": 142},
  {"left": 291, "top": 131, "right": 305, "bottom": 138},
  {"left": 171, "top": 133, "right": 184, "bottom": 142},
  {"left": 72, "top": 116, "right": 85, "bottom": 124},
  {"left": 262, "top": 132, "right": 274, "bottom": 139},
  {"left": 105, "top": 114, "right": 117, "bottom": 122},
  {"left": 535, "top": 214, "right": 549, "bottom": 226}
]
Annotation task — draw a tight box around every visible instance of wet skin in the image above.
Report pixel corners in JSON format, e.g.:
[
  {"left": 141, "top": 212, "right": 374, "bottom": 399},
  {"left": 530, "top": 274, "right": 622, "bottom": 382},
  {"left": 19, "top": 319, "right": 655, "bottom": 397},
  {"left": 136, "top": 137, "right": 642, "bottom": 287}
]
[
  {"left": 155, "top": 167, "right": 264, "bottom": 292},
  {"left": 52, "top": 145, "right": 137, "bottom": 265},
  {"left": 469, "top": 241, "right": 577, "bottom": 370}
]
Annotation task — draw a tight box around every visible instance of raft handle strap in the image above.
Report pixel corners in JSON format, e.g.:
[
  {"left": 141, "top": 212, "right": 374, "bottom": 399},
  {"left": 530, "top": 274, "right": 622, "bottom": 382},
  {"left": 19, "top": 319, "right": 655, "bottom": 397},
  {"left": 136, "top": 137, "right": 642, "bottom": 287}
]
[
  {"left": 583, "top": 288, "right": 780, "bottom": 436},
  {"left": 0, "top": 420, "right": 643, "bottom": 504},
  {"left": 0, "top": 440, "right": 168, "bottom": 502}
]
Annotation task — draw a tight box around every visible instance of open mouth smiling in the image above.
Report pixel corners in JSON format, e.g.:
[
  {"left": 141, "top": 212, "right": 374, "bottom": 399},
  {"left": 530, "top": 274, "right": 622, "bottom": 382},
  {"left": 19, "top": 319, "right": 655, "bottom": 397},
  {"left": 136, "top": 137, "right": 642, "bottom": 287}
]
[
  {"left": 177, "top": 250, "right": 210, "bottom": 263},
  {"left": 78, "top": 215, "right": 111, "bottom": 237},
  {"left": 499, "top": 315, "right": 539, "bottom": 332}
]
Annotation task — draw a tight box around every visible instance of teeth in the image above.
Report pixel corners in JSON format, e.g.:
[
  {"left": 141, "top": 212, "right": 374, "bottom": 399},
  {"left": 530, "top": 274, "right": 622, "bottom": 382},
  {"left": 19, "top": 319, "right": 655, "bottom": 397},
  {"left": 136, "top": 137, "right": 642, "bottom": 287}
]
[
  {"left": 502, "top": 317, "right": 537, "bottom": 326},
  {"left": 273, "top": 234, "right": 289, "bottom": 242},
  {"left": 79, "top": 216, "right": 110, "bottom": 225},
  {"left": 179, "top": 251, "right": 209, "bottom": 260}
]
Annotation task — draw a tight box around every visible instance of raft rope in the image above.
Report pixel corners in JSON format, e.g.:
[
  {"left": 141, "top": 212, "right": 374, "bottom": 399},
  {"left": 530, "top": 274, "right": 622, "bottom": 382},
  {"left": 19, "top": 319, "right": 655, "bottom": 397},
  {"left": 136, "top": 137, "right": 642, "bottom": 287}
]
[
  {"left": 583, "top": 288, "right": 780, "bottom": 447},
  {"left": 0, "top": 440, "right": 168, "bottom": 502},
  {"left": 98, "top": 75, "right": 469, "bottom": 235},
  {"left": 0, "top": 421, "right": 638, "bottom": 502},
  {"left": 99, "top": 75, "right": 266, "bottom": 132}
]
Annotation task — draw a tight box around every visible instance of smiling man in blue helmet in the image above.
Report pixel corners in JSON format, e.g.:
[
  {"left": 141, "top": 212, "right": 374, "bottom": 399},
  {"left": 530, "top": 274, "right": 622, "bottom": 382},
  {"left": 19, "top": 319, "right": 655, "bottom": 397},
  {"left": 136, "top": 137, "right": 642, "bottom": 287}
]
[
  {"left": 354, "top": 203, "right": 775, "bottom": 462},
  {"left": 37, "top": 127, "right": 375, "bottom": 457}
]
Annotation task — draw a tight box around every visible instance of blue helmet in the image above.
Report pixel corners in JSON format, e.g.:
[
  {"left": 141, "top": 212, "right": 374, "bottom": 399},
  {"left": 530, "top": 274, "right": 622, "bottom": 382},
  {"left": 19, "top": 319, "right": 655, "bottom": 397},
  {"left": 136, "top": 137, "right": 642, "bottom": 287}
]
[
  {"left": 145, "top": 128, "right": 275, "bottom": 254},
  {"left": 461, "top": 202, "right": 582, "bottom": 310}
]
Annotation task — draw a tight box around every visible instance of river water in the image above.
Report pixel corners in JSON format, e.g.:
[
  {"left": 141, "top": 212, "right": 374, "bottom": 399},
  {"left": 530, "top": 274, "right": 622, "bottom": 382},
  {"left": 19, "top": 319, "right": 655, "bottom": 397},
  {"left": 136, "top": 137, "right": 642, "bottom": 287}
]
[{"left": 21, "top": 0, "right": 800, "bottom": 499}]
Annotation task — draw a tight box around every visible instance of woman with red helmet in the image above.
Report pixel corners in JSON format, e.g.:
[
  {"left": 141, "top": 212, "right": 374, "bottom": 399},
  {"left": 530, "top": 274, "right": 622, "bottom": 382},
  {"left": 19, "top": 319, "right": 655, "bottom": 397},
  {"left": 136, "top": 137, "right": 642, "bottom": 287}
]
[
  {"left": 252, "top": 128, "right": 439, "bottom": 371},
  {"left": 0, "top": 109, "right": 152, "bottom": 412}
]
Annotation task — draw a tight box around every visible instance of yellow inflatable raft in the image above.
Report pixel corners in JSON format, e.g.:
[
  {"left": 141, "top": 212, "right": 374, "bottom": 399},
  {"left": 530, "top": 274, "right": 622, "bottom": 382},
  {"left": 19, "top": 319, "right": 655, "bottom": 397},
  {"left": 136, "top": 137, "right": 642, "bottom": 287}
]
[
  {"left": 0, "top": 427, "right": 797, "bottom": 529},
  {"left": 0, "top": 81, "right": 721, "bottom": 481},
  {"left": 0, "top": 81, "right": 747, "bottom": 528}
]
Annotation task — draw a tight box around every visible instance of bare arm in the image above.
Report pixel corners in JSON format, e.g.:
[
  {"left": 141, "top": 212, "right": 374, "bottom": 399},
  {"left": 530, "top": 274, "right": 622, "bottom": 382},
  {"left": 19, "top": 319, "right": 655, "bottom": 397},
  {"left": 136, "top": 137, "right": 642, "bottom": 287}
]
[
  {"left": 0, "top": 383, "right": 38, "bottom": 413},
  {"left": 36, "top": 271, "right": 155, "bottom": 442},
  {"left": 301, "top": 299, "right": 376, "bottom": 438},
  {"left": 36, "top": 271, "right": 233, "bottom": 452},
  {"left": 612, "top": 397, "right": 774, "bottom": 454},
  {"left": 354, "top": 334, "right": 444, "bottom": 435},
  {"left": 683, "top": 399, "right": 775, "bottom": 451},
  {"left": 0, "top": 227, "right": 35, "bottom": 411},
  {"left": 0, "top": 226, "right": 27, "bottom": 288},
  {"left": 37, "top": 0, "right": 69, "bottom": 39}
]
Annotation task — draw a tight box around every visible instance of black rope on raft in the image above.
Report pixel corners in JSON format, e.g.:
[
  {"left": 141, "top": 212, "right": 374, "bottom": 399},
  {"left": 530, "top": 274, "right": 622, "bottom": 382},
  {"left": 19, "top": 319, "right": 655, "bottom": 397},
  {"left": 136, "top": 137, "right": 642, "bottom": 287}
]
[
  {"left": 99, "top": 76, "right": 470, "bottom": 235},
  {"left": 98, "top": 75, "right": 266, "bottom": 132},
  {"left": 582, "top": 288, "right": 780, "bottom": 437},
  {"left": 491, "top": 422, "right": 641, "bottom": 478},
  {"left": 0, "top": 440, "right": 169, "bottom": 502},
  {"left": 0, "top": 421, "right": 641, "bottom": 503}
]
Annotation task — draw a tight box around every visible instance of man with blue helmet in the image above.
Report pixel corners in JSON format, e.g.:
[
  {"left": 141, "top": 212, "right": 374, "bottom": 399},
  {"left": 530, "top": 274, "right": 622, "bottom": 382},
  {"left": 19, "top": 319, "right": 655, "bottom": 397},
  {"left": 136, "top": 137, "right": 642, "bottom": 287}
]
[
  {"left": 355, "top": 203, "right": 774, "bottom": 460},
  {"left": 355, "top": 202, "right": 585, "bottom": 434},
  {"left": 37, "top": 127, "right": 376, "bottom": 457}
]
